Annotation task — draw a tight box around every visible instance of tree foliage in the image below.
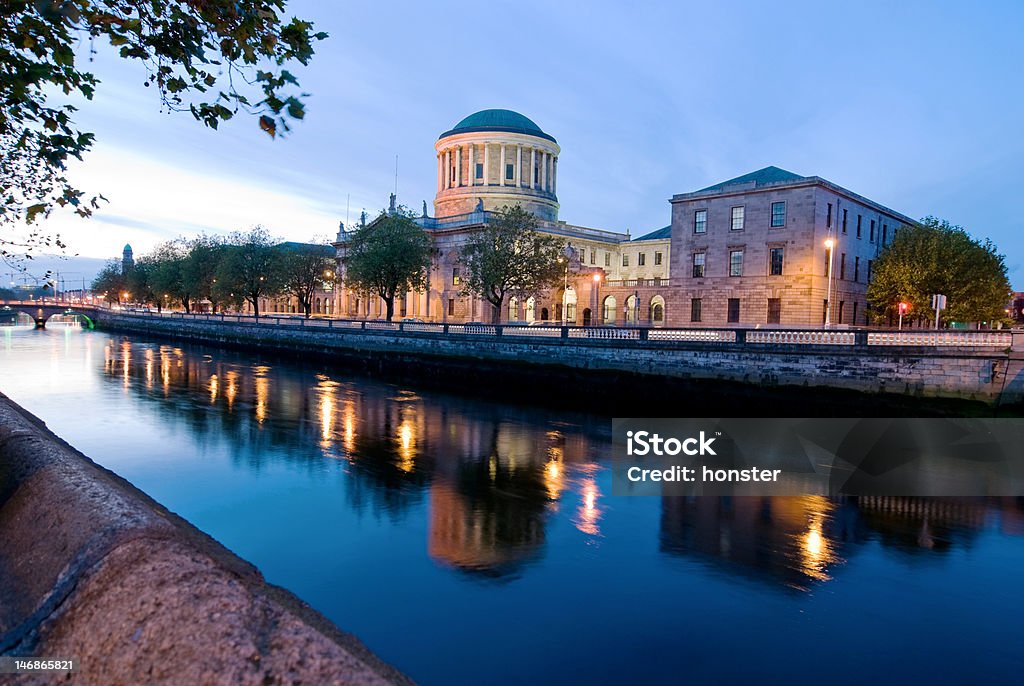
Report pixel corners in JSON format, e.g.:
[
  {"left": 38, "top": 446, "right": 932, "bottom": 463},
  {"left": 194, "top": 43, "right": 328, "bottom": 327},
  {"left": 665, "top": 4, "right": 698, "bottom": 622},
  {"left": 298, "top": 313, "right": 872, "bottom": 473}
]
[
  {"left": 278, "top": 241, "right": 334, "bottom": 318},
  {"left": 459, "top": 205, "right": 564, "bottom": 323},
  {"left": 1, "top": 0, "right": 326, "bottom": 253},
  {"left": 867, "top": 217, "right": 1012, "bottom": 325},
  {"left": 213, "top": 226, "right": 279, "bottom": 316},
  {"left": 342, "top": 209, "right": 432, "bottom": 322},
  {"left": 90, "top": 259, "right": 125, "bottom": 303}
]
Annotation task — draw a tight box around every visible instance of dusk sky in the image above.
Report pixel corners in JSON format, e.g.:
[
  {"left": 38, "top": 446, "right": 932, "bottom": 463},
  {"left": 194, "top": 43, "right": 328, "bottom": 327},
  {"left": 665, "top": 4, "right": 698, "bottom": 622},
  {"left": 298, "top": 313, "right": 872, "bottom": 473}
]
[{"left": 33, "top": 0, "right": 1024, "bottom": 287}]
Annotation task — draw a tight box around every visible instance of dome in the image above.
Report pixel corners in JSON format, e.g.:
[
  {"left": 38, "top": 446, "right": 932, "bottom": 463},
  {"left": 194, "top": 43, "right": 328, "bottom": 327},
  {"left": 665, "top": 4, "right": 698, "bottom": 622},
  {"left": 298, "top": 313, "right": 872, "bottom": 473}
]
[
  {"left": 123, "top": 244, "right": 132, "bottom": 252},
  {"left": 439, "top": 109, "right": 556, "bottom": 142}
]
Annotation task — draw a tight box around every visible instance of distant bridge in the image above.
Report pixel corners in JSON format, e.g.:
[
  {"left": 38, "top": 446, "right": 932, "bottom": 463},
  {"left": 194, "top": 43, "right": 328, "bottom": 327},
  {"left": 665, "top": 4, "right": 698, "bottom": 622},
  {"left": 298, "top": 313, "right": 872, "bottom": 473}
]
[{"left": 0, "top": 301, "right": 100, "bottom": 328}]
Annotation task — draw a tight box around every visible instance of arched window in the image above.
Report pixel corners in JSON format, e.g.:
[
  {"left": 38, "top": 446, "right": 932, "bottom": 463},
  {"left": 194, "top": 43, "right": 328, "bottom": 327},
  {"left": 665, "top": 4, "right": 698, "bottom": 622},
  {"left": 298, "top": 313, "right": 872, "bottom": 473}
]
[
  {"left": 526, "top": 296, "right": 536, "bottom": 323},
  {"left": 508, "top": 296, "right": 518, "bottom": 322},
  {"left": 582, "top": 308, "right": 592, "bottom": 326},
  {"left": 315, "top": 297, "right": 321, "bottom": 314},
  {"left": 563, "top": 286, "right": 577, "bottom": 324},
  {"left": 602, "top": 295, "right": 617, "bottom": 325},
  {"left": 540, "top": 307, "right": 549, "bottom": 321},
  {"left": 650, "top": 295, "right": 666, "bottom": 326}
]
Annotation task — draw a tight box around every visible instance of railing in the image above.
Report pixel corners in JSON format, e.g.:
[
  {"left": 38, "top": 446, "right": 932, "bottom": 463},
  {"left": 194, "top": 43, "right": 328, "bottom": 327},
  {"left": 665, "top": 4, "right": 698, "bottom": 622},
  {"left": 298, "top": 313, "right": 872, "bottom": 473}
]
[
  {"left": 80, "top": 305, "right": 1019, "bottom": 350},
  {"left": 605, "top": 278, "right": 669, "bottom": 288}
]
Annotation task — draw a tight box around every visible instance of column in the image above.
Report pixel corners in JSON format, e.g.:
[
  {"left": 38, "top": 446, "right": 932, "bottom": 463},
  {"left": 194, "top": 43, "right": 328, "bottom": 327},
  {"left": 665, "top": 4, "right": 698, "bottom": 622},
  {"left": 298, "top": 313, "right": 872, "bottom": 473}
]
[
  {"left": 483, "top": 143, "right": 490, "bottom": 185},
  {"left": 500, "top": 144, "right": 506, "bottom": 187},
  {"left": 530, "top": 148, "right": 536, "bottom": 189},
  {"left": 444, "top": 150, "right": 450, "bottom": 190},
  {"left": 437, "top": 153, "right": 442, "bottom": 193},
  {"left": 516, "top": 145, "right": 522, "bottom": 187},
  {"left": 541, "top": 152, "right": 547, "bottom": 192},
  {"left": 456, "top": 146, "right": 462, "bottom": 187},
  {"left": 551, "top": 156, "right": 557, "bottom": 194},
  {"left": 468, "top": 144, "right": 475, "bottom": 187}
]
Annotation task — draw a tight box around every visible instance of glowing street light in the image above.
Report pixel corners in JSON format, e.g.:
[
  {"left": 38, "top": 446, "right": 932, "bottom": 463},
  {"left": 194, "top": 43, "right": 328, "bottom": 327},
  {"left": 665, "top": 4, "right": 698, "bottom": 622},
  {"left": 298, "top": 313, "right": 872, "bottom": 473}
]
[
  {"left": 898, "top": 301, "right": 909, "bottom": 330},
  {"left": 824, "top": 238, "right": 835, "bottom": 327}
]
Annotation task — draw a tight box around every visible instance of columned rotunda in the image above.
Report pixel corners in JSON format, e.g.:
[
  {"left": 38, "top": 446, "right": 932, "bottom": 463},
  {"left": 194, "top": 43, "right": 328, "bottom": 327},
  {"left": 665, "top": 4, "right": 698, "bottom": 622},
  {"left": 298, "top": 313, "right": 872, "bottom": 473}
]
[{"left": 434, "top": 110, "right": 560, "bottom": 221}]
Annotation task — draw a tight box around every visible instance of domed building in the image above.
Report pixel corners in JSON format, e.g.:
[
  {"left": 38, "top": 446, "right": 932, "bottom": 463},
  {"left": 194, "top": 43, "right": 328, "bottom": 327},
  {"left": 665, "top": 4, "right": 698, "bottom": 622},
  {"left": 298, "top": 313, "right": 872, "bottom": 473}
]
[
  {"left": 433, "top": 109, "right": 560, "bottom": 222},
  {"left": 334, "top": 109, "right": 672, "bottom": 325}
]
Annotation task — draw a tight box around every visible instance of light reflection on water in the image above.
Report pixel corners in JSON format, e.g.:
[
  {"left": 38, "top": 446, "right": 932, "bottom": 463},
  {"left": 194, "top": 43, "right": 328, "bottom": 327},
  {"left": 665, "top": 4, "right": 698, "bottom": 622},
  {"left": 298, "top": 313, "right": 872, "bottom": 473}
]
[{"left": 1, "top": 331, "right": 1022, "bottom": 686}]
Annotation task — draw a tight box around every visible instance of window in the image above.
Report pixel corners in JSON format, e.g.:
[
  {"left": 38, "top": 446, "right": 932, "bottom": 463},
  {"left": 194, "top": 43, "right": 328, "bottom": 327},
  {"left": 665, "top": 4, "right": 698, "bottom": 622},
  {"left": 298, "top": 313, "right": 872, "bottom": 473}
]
[
  {"left": 867, "top": 259, "right": 873, "bottom": 282},
  {"left": 827, "top": 202, "right": 833, "bottom": 228},
  {"left": 767, "top": 298, "right": 781, "bottom": 324},
  {"left": 590, "top": 249, "right": 596, "bottom": 265},
  {"left": 824, "top": 248, "right": 831, "bottom": 278},
  {"left": 882, "top": 224, "right": 888, "bottom": 245},
  {"left": 692, "top": 252, "right": 705, "bottom": 278},
  {"left": 694, "top": 209, "right": 707, "bottom": 234},
  {"left": 622, "top": 254, "right": 630, "bottom": 267},
  {"left": 853, "top": 302, "right": 859, "bottom": 326},
  {"left": 838, "top": 300, "right": 845, "bottom": 324},
  {"left": 654, "top": 251, "right": 663, "bottom": 266},
  {"left": 870, "top": 219, "right": 875, "bottom": 242},
  {"left": 638, "top": 253, "right": 646, "bottom": 266},
  {"left": 854, "top": 256, "right": 860, "bottom": 282},
  {"left": 842, "top": 209, "right": 848, "bottom": 233},
  {"left": 822, "top": 299, "right": 829, "bottom": 325},
  {"left": 770, "top": 247, "right": 784, "bottom": 276},
  {"left": 771, "top": 202, "right": 786, "bottom": 227},
  {"left": 731, "top": 206, "right": 745, "bottom": 231},
  {"left": 840, "top": 253, "right": 846, "bottom": 280},
  {"left": 452, "top": 267, "right": 461, "bottom": 286},
  {"left": 505, "top": 163, "right": 514, "bottom": 181},
  {"left": 475, "top": 163, "right": 483, "bottom": 179},
  {"left": 448, "top": 298, "right": 455, "bottom": 316},
  {"left": 604, "top": 252, "right": 611, "bottom": 267},
  {"left": 727, "top": 298, "right": 740, "bottom": 323},
  {"left": 729, "top": 249, "right": 744, "bottom": 277},
  {"left": 690, "top": 298, "right": 702, "bottom": 322},
  {"left": 856, "top": 214, "right": 862, "bottom": 239}
]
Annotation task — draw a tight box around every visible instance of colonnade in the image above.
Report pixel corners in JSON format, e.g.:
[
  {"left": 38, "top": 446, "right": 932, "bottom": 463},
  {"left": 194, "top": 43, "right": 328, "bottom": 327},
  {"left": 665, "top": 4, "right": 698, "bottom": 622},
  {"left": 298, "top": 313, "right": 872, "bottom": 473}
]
[{"left": 437, "top": 142, "right": 557, "bottom": 194}]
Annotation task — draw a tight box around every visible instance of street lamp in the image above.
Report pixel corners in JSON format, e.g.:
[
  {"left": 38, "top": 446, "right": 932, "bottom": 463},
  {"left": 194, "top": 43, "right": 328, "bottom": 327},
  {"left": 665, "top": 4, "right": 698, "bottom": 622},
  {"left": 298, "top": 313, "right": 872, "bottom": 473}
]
[
  {"left": 898, "top": 301, "right": 909, "bottom": 330},
  {"left": 592, "top": 272, "right": 602, "bottom": 326},
  {"left": 824, "top": 238, "right": 835, "bottom": 327}
]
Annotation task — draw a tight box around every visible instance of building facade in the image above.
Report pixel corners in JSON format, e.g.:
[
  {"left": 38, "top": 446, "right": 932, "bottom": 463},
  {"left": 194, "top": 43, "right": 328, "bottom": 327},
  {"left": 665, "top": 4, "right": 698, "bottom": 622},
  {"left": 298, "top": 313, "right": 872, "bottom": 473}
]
[
  {"left": 334, "top": 109, "right": 670, "bottom": 325},
  {"left": 333, "top": 111, "right": 914, "bottom": 328},
  {"left": 668, "top": 168, "right": 915, "bottom": 327}
]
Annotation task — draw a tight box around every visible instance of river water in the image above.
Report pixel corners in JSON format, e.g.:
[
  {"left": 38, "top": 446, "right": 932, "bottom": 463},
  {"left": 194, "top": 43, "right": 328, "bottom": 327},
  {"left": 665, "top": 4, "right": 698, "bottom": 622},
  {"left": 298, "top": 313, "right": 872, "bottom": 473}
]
[{"left": 1, "top": 328, "right": 1021, "bottom": 685}]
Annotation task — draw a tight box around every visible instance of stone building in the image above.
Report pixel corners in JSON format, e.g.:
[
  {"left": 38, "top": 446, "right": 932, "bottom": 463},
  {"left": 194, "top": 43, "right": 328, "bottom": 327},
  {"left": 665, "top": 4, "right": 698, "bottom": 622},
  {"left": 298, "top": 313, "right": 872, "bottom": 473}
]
[
  {"left": 333, "top": 109, "right": 670, "bottom": 324},
  {"left": 667, "top": 167, "right": 915, "bottom": 327}
]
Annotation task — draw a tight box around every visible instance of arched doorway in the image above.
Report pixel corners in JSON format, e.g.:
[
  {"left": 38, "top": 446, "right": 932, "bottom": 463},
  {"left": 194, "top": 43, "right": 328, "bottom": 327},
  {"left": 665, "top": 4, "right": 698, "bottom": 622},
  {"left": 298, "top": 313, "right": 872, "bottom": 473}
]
[
  {"left": 602, "top": 295, "right": 617, "bottom": 325},
  {"left": 563, "top": 286, "right": 577, "bottom": 325},
  {"left": 582, "top": 308, "right": 592, "bottom": 326},
  {"left": 625, "top": 294, "right": 639, "bottom": 323},
  {"left": 526, "top": 296, "right": 536, "bottom": 323},
  {"left": 508, "top": 296, "right": 518, "bottom": 322},
  {"left": 649, "top": 295, "right": 665, "bottom": 327},
  {"left": 540, "top": 307, "right": 549, "bottom": 321}
]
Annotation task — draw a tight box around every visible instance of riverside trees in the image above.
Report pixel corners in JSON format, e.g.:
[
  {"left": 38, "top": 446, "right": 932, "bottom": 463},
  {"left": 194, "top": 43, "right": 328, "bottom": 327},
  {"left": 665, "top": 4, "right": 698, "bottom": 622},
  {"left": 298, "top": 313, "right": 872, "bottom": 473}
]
[
  {"left": 459, "top": 206, "right": 564, "bottom": 324},
  {"left": 867, "top": 217, "right": 1012, "bottom": 326}
]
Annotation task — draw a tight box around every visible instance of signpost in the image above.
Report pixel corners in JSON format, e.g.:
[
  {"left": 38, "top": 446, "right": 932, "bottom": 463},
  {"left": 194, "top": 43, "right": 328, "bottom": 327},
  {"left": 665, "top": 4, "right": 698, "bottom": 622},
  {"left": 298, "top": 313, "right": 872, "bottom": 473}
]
[{"left": 931, "top": 294, "right": 947, "bottom": 330}]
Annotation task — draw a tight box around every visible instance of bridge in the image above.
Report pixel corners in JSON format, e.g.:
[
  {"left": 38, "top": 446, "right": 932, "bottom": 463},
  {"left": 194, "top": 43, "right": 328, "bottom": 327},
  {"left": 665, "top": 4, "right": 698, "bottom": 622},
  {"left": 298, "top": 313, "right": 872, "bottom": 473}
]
[{"left": 0, "top": 301, "right": 100, "bottom": 328}]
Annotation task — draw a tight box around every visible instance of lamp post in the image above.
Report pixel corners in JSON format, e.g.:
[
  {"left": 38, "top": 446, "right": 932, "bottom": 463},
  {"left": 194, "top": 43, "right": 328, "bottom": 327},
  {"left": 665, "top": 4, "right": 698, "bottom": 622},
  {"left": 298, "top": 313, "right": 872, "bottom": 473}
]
[
  {"left": 824, "top": 238, "right": 835, "bottom": 327},
  {"left": 592, "top": 272, "right": 602, "bottom": 326}
]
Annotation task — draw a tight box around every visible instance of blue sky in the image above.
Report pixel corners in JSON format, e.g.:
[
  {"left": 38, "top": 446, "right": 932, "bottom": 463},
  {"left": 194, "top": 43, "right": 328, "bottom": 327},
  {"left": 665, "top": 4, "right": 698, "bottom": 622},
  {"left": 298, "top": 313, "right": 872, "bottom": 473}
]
[{"left": 34, "top": 0, "right": 1024, "bottom": 287}]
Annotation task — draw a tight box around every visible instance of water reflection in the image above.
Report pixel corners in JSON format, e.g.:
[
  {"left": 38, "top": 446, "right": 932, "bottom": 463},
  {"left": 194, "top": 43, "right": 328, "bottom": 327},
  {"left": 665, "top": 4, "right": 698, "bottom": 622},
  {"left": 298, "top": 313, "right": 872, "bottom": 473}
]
[{"left": 93, "top": 337, "right": 1023, "bottom": 588}]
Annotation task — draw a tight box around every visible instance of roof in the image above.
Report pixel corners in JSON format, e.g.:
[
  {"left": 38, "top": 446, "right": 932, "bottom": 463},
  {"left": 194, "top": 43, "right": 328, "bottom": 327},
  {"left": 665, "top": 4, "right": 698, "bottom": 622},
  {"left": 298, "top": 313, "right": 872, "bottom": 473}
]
[
  {"left": 123, "top": 244, "right": 132, "bottom": 251},
  {"left": 696, "top": 166, "right": 806, "bottom": 193},
  {"left": 439, "top": 109, "right": 556, "bottom": 142},
  {"left": 633, "top": 226, "right": 671, "bottom": 241}
]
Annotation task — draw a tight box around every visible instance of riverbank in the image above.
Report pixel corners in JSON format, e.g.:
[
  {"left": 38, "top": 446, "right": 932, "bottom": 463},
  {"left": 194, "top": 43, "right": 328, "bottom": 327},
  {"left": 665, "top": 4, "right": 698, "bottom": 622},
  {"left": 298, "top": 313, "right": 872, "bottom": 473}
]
[
  {"left": 93, "top": 310, "right": 1024, "bottom": 416},
  {"left": 0, "top": 394, "right": 413, "bottom": 686}
]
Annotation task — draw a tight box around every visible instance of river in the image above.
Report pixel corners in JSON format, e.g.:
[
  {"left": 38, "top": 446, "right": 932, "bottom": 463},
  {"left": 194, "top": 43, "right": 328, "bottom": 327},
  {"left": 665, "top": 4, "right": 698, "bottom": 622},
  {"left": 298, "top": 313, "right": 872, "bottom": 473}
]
[{"left": 1, "top": 328, "right": 1021, "bottom": 685}]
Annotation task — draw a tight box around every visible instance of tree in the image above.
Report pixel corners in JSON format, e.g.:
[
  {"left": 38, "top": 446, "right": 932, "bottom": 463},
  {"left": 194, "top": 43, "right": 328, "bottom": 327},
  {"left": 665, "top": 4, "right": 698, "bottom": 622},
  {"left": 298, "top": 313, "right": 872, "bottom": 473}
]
[
  {"left": 181, "top": 234, "right": 226, "bottom": 312},
  {"left": 127, "top": 256, "right": 157, "bottom": 307},
  {"left": 343, "top": 209, "right": 432, "bottom": 322},
  {"left": 91, "top": 260, "right": 126, "bottom": 303},
  {"left": 2, "top": 1, "right": 326, "bottom": 254},
  {"left": 146, "top": 240, "right": 190, "bottom": 311},
  {"left": 867, "top": 217, "right": 1012, "bottom": 326},
  {"left": 459, "top": 205, "right": 565, "bottom": 323},
  {"left": 278, "top": 242, "right": 335, "bottom": 318},
  {"left": 213, "top": 226, "right": 280, "bottom": 317}
]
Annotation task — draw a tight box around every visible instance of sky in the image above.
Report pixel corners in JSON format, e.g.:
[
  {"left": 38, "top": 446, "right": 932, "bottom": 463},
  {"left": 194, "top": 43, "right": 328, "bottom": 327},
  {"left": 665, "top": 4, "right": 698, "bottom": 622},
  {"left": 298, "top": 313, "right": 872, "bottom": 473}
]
[{"left": 24, "top": 0, "right": 1024, "bottom": 288}]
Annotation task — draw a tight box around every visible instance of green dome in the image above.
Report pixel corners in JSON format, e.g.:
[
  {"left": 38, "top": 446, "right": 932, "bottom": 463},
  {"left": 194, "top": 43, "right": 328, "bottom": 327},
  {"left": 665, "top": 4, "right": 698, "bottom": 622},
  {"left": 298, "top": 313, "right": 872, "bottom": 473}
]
[{"left": 440, "top": 109, "right": 556, "bottom": 142}]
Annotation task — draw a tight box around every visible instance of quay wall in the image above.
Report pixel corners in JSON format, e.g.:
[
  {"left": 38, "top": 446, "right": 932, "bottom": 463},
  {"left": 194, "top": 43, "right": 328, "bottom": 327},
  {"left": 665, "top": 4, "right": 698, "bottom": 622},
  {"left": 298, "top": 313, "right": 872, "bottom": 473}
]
[
  {"left": 0, "top": 395, "right": 413, "bottom": 686},
  {"left": 95, "top": 312, "right": 1024, "bottom": 407}
]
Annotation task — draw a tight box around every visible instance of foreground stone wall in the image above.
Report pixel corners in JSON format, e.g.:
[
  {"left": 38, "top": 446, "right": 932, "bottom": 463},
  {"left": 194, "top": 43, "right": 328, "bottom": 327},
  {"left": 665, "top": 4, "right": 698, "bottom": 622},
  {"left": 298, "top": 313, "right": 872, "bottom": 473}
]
[
  {"left": 0, "top": 396, "right": 413, "bottom": 686},
  {"left": 98, "top": 313, "right": 1024, "bottom": 405}
]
